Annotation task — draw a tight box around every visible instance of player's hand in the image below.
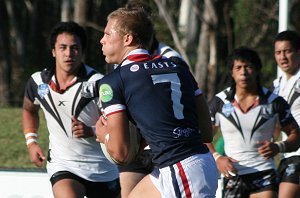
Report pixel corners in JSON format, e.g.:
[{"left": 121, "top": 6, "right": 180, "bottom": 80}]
[
  {"left": 96, "top": 115, "right": 107, "bottom": 143},
  {"left": 215, "top": 156, "right": 238, "bottom": 178},
  {"left": 27, "top": 143, "right": 46, "bottom": 167},
  {"left": 72, "top": 116, "right": 94, "bottom": 138},
  {"left": 257, "top": 141, "right": 279, "bottom": 159}
]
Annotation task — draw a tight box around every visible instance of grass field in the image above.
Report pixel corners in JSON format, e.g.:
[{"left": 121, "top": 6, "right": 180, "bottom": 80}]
[{"left": 0, "top": 107, "right": 48, "bottom": 170}]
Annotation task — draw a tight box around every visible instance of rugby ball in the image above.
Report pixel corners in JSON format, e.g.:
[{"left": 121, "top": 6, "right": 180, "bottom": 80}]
[{"left": 100, "top": 122, "right": 141, "bottom": 165}]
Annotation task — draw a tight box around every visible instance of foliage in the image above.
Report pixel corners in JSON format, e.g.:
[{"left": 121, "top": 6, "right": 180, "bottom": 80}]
[
  {"left": 0, "top": 107, "right": 48, "bottom": 169},
  {"left": 2, "top": 0, "right": 300, "bottom": 104}
]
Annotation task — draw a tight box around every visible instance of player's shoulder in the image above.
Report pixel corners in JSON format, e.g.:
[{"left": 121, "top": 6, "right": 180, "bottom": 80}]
[
  {"left": 29, "top": 68, "right": 50, "bottom": 85},
  {"left": 84, "top": 64, "right": 104, "bottom": 81},
  {"left": 260, "top": 86, "right": 282, "bottom": 104},
  {"left": 215, "top": 87, "right": 231, "bottom": 101},
  {"left": 158, "top": 43, "right": 182, "bottom": 58}
]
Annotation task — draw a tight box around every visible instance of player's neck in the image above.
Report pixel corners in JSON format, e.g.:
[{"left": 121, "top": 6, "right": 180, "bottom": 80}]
[
  {"left": 235, "top": 87, "right": 258, "bottom": 100},
  {"left": 55, "top": 70, "right": 77, "bottom": 90}
]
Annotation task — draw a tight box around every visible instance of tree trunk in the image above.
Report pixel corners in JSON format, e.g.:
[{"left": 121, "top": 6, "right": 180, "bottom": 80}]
[
  {"left": 0, "top": 0, "right": 12, "bottom": 105},
  {"left": 74, "top": 0, "right": 87, "bottom": 26},
  {"left": 153, "top": 0, "right": 191, "bottom": 68},
  {"left": 194, "top": 0, "right": 217, "bottom": 99},
  {"left": 61, "top": 0, "right": 72, "bottom": 21}
]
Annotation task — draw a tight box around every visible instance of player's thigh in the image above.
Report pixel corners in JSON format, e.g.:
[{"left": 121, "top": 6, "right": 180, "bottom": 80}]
[
  {"left": 250, "top": 190, "right": 277, "bottom": 198},
  {"left": 120, "top": 172, "right": 147, "bottom": 198},
  {"left": 279, "top": 182, "right": 300, "bottom": 198},
  {"left": 128, "top": 175, "right": 160, "bottom": 198},
  {"left": 52, "top": 178, "right": 85, "bottom": 198}
]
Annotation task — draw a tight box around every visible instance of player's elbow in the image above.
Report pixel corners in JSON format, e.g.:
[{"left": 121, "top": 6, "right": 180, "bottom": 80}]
[
  {"left": 200, "top": 127, "right": 214, "bottom": 143},
  {"left": 109, "top": 147, "right": 130, "bottom": 165},
  {"left": 202, "top": 134, "right": 213, "bottom": 143}
]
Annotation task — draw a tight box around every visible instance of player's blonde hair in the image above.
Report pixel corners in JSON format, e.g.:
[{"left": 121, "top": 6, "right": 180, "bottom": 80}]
[{"left": 107, "top": 7, "right": 154, "bottom": 50}]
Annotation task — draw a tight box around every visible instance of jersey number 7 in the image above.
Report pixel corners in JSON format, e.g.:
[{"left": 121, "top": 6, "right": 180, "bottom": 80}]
[{"left": 151, "top": 73, "right": 184, "bottom": 119}]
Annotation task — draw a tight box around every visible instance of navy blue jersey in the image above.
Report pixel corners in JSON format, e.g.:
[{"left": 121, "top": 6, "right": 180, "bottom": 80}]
[{"left": 98, "top": 52, "right": 208, "bottom": 167}]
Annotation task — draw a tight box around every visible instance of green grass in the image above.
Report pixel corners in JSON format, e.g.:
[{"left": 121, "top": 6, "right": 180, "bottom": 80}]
[{"left": 0, "top": 107, "right": 48, "bottom": 170}]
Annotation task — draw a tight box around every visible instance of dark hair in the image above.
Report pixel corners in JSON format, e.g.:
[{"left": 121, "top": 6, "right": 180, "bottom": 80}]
[
  {"left": 227, "top": 47, "right": 262, "bottom": 93},
  {"left": 125, "top": 0, "right": 153, "bottom": 16},
  {"left": 227, "top": 47, "right": 262, "bottom": 71},
  {"left": 49, "top": 21, "right": 87, "bottom": 51},
  {"left": 273, "top": 30, "right": 300, "bottom": 51}
]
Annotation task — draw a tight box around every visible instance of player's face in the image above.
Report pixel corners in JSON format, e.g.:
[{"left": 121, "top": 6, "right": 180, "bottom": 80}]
[
  {"left": 274, "top": 40, "right": 300, "bottom": 77},
  {"left": 232, "top": 60, "right": 258, "bottom": 90},
  {"left": 52, "top": 33, "right": 83, "bottom": 75},
  {"left": 100, "top": 19, "right": 126, "bottom": 64}
]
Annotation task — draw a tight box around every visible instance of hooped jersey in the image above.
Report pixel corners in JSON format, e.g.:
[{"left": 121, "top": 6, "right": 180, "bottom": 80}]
[
  {"left": 98, "top": 49, "right": 208, "bottom": 168},
  {"left": 209, "top": 87, "right": 295, "bottom": 175},
  {"left": 24, "top": 64, "right": 119, "bottom": 182},
  {"left": 273, "top": 68, "right": 300, "bottom": 158}
]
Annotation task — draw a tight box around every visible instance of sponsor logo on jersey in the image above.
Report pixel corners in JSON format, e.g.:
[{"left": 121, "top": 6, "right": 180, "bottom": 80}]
[
  {"left": 130, "top": 64, "right": 140, "bottom": 72},
  {"left": 143, "top": 61, "right": 177, "bottom": 69},
  {"left": 58, "top": 101, "right": 67, "bottom": 106},
  {"left": 37, "top": 83, "right": 49, "bottom": 99},
  {"left": 173, "top": 127, "right": 196, "bottom": 138},
  {"left": 222, "top": 102, "right": 234, "bottom": 117},
  {"left": 99, "top": 84, "right": 113, "bottom": 102},
  {"left": 81, "top": 82, "right": 95, "bottom": 98}
]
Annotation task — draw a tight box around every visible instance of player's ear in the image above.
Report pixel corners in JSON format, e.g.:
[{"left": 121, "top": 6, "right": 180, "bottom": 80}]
[
  {"left": 52, "top": 49, "right": 56, "bottom": 57},
  {"left": 124, "top": 34, "right": 134, "bottom": 46}
]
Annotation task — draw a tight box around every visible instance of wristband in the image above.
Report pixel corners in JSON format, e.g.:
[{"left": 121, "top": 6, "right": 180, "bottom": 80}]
[
  {"left": 212, "top": 152, "right": 222, "bottom": 161},
  {"left": 25, "top": 132, "right": 38, "bottom": 139},
  {"left": 275, "top": 141, "right": 286, "bottom": 153},
  {"left": 26, "top": 138, "right": 37, "bottom": 146}
]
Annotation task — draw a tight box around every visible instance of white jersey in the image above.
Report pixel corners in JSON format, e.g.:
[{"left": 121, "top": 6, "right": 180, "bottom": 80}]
[
  {"left": 25, "top": 64, "right": 119, "bottom": 182},
  {"left": 155, "top": 43, "right": 182, "bottom": 58},
  {"left": 209, "top": 87, "right": 295, "bottom": 175},
  {"left": 273, "top": 68, "right": 300, "bottom": 158}
]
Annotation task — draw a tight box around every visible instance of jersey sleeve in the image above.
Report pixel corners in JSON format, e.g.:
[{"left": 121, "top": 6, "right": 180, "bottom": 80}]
[
  {"left": 208, "top": 96, "right": 223, "bottom": 126},
  {"left": 24, "top": 77, "right": 38, "bottom": 103},
  {"left": 98, "top": 70, "right": 126, "bottom": 117},
  {"left": 273, "top": 96, "right": 297, "bottom": 127}
]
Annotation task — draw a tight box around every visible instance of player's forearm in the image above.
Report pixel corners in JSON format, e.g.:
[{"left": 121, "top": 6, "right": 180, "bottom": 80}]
[{"left": 281, "top": 122, "right": 300, "bottom": 152}]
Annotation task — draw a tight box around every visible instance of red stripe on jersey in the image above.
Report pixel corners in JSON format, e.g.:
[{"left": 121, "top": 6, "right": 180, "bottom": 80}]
[
  {"left": 106, "top": 109, "right": 125, "bottom": 117},
  {"left": 49, "top": 78, "right": 77, "bottom": 94},
  {"left": 176, "top": 162, "right": 192, "bottom": 198},
  {"left": 127, "top": 54, "right": 161, "bottom": 62}
]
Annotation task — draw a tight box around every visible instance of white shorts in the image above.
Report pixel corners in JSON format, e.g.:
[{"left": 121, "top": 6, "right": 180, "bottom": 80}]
[{"left": 150, "top": 153, "right": 219, "bottom": 198}]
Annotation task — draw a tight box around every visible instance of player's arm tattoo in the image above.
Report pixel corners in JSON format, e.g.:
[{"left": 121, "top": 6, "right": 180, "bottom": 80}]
[{"left": 23, "top": 97, "right": 39, "bottom": 114}]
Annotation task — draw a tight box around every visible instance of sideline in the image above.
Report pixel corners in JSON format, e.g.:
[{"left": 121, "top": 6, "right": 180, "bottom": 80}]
[{"left": 0, "top": 169, "right": 53, "bottom": 198}]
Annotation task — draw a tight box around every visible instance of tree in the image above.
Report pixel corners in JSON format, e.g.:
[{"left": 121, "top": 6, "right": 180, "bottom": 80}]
[{"left": 0, "top": 0, "right": 12, "bottom": 106}]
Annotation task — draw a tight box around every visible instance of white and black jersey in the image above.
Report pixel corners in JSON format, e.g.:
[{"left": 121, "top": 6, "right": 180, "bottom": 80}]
[
  {"left": 24, "top": 64, "right": 119, "bottom": 182},
  {"left": 209, "top": 87, "right": 295, "bottom": 175},
  {"left": 273, "top": 69, "right": 300, "bottom": 158}
]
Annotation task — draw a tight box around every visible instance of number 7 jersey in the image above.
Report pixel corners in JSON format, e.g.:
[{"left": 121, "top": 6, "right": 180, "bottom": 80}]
[{"left": 98, "top": 50, "right": 209, "bottom": 168}]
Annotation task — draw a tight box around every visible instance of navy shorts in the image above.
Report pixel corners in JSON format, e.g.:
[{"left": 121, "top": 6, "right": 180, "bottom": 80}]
[
  {"left": 278, "top": 156, "right": 300, "bottom": 185},
  {"left": 223, "top": 169, "right": 279, "bottom": 197},
  {"left": 50, "top": 171, "right": 120, "bottom": 198}
]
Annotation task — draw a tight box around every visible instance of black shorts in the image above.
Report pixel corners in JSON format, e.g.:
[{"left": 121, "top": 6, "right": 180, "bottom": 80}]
[
  {"left": 278, "top": 156, "right": 300, "bottom": 185},
  {"left": 50, "top": 171, "right": 120, "bottom": 198},
  {"left": 223, "top": 169, "right": 279, "bottom": 198},
  {"left": 118, "top": 149, "right": 154, "bottom": 174}
]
